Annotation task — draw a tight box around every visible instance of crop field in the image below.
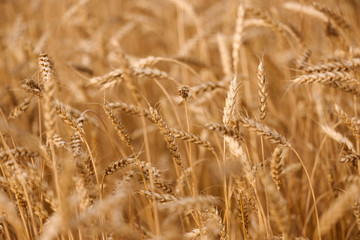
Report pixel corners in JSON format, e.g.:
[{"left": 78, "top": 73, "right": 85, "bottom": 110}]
[{"left": 0, "top": 0, "right": 360, "bottom": 239}]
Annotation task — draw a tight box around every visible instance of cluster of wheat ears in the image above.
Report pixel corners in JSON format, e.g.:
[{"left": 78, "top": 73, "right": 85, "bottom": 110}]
[{"left": 1, "top": 0, "right": 360, "bottom": 239}]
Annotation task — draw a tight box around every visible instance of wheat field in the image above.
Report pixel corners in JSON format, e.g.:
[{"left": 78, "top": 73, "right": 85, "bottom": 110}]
[{"left": 1, "top": 0, "right": 360, "bottom": 239}]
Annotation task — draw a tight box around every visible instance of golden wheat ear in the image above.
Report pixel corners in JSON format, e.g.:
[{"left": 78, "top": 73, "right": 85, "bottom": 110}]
[{"left": 257, "top": 59, "right": 267, "bottom": 121}]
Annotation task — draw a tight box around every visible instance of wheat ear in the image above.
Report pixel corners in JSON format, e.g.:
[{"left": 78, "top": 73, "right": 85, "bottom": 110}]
[
  {"left": 311, "top": 1, "right": 351, "bottom": 31},
  {"left": 116, "top": 46, "right": 142, "bottom": 104},
  {"left": 304, "top": 58, "right": 360, "bottom": 73},
  {"left": 318, "top": 184, "right": 359, "bottom": 235},
  {"left": 293, "top": 71, "right": 356, "bottom": 85},
  {"left": 260, "top": 172, "right": 291, "bottom": 239},
  {"left": 237, "top": 115, "right": 290, "bottom": 147},
  {"left": 8, "top": 98, "right": 31, "bottom": 120},
  {"left": 223, "top": 76, "right": 238, "bottom": 126},
  {"left": 257, "top": 59, "right": 267, "bottom": 121},
  {"left": 334, "top": 104, "right": 360, "bottom": 138},
  {"left": 270, "top": 146, "right": 285, "bottom": 190},
  {"left": 321, "top": 125, "right": 355, "bottom": 152},
  {"left": 103, "top": 105, "right": 132, "bottom": 148},
  {"left": 353, "top": 200, "right": 360, "bottom": 231},
  {"left": 39, "top": 52, "right": 56, "bottom": 142},
  {"left": 22, "top": 79, "right": 44, "bottom": 97},
  {"left": 205, "top": 122, "right": 243, "bottom": 141},
  {"left": 102, "top": 157, "right": 136, "bottom": 182},
  {"left": 170, "top": 128, "right": 215, "bottom": 154},
  {"left": 232, "top": 4, "right": 245, "bottom": 74},
  {"left": 217, "top": 33, "right": 232, "bottom": 76},
  {"left": 149, "top": 106, "right": 182, "bottom": 166}
]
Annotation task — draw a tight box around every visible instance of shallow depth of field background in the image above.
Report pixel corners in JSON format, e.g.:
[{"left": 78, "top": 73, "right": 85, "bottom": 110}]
[{"left": 1, "top": 0, "right": 360, "bottom": 239}]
